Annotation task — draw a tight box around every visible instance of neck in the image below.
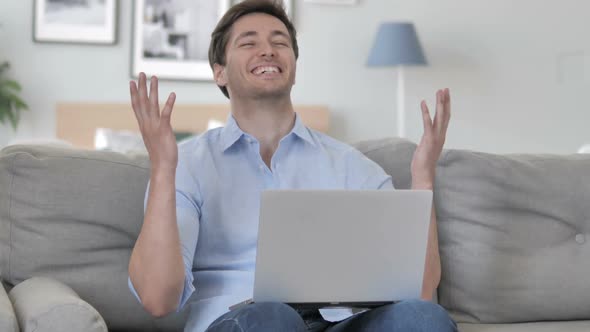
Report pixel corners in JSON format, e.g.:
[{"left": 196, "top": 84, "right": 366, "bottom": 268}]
[
  {"left": 230, "top": 96, "right": 295, "bottom": 144},
  {"left": 229, "top": 96, "right": 296, "bottom": 167}
]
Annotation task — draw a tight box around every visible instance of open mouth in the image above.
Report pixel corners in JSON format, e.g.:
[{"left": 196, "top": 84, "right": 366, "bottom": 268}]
[{"left": 251, "top": 66, "right": 282, "bottom": 76}]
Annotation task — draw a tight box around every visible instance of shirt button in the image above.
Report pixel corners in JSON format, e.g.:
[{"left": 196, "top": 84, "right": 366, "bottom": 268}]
[
  {"left": 575, "top": 234, "right": 585, "bottom": 244},
  {"left": 259, "top": 165, "right": 265, "bottom": 171}
]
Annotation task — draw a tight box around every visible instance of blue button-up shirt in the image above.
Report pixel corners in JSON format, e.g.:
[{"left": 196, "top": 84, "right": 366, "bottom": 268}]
[{"left": 130, "top": 113, "right": 393, "bottom": 331}]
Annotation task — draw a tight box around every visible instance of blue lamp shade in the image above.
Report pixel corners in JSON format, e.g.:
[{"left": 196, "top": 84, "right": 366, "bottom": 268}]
[{"left": 367, "top": 22, "right": 427, "bottom": 67}]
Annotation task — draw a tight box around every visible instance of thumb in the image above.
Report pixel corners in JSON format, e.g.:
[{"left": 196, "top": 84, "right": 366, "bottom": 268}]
[{"left": 161, "top": 92, "right": 176, "bottom": 120}]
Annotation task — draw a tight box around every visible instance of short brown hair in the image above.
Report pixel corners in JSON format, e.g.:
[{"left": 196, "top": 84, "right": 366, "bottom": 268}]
[{"left": 208, "top": 0, "right": 299, "bottom": 98}]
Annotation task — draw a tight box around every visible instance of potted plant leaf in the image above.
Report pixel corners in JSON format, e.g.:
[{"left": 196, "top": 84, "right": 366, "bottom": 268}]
[{"left": 0, "top": 61, "right": 28, "bottom": 130}]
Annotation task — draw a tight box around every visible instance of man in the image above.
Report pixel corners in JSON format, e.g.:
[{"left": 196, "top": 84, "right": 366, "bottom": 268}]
[{"left": 128, "top": 0, "right": 456, "bottom": 331}]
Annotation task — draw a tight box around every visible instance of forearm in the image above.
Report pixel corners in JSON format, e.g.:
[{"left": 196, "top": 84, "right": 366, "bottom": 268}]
[
  {"left": 129, "top": 170, "right": 185, "bottom": 317},
  {"left": 421, "top": 206, "right": 441, "bottom": 300},
  {"left": 411, "top": 180, "right": 441, "bottom": 301},
  {"left": 410, "top": 87, "right": 450, "bottom": 300}
]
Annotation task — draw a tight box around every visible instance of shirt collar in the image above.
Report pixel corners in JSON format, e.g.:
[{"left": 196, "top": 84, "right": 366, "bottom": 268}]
[
  {"left": 220, "top": 112, "right": 317, "bottom": 152},
  {"left": 290, "top": 112, "right": 316, "bottom": 147},
  {"left": 220, "top": 115, "right": 244, "bottom": 152}
]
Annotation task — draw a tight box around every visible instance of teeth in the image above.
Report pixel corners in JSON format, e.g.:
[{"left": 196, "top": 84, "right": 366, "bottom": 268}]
[{"left": 253, "top": 66, "right": 279, "bottom": 75}]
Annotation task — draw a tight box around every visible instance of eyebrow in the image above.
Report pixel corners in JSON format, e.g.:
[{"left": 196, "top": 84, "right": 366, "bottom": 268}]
[{"left": 234, "top": 30, "right": 291, "bottom": 44}]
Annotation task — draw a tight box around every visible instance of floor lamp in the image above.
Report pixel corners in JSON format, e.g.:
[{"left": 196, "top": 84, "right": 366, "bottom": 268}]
[{"left": 367, "top": 22, "right": 427, "bottom": 138}]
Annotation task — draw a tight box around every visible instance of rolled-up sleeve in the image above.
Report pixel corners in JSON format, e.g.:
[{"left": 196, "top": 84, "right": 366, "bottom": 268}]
[
  {"left": 346, "top": 148, "right": 395, "bottom": 190},
  {"left": 128, "top": 154, "right": 202, "bottom": 312},
  {"left": 174, "top": 190, "right": 199, "bottom": 310},
  {"left": 127, "top": 193, "right": 198, "bottom": 311}
]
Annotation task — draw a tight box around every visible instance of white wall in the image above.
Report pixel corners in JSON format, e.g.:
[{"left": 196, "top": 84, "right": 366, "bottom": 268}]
[{"left": 1, "top": 0, "right": 589, "bottom": 153}]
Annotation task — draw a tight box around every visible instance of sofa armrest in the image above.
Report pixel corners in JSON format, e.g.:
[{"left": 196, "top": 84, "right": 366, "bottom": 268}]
[
  {"left": 0, "top": 280, "right": 19, "bottom": 332},
  {"left": 8, "top": 277, "right": 107, "bottom": 332}
]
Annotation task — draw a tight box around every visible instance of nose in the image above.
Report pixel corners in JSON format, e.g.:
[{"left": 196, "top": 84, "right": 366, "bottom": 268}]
[{"left": 259, "top": 42, "right": 275, "bottom": 58}]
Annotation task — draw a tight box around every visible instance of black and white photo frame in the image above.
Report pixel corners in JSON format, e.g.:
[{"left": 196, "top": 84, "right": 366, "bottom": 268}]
[
  {"left": 131, "top": 0, "right": 231, "bottom": 81},
  {"left": 33, "top": 0, "right": 118, "bottom": 44}
]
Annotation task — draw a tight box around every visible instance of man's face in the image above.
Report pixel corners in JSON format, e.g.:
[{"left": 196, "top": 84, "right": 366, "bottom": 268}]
[{"left": 214, "top": 13, "right": 296, "bottom": 100}]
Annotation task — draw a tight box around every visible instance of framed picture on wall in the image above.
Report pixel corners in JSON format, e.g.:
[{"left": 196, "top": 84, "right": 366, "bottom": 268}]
[
  {"left": 33, "top": 0, "right": 118, "bottom": 44},
  {"left": 131, "top": 0, "right": 231, "bottom": 81}
]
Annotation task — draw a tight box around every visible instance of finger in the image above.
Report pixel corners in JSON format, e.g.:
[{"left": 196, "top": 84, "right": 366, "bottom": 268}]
[
  {"left": 442, "top": 88, "right": 451, "bottom": 137},
  {"left": 129, "top": 81, "right": 143, "bottom": 122},
  {"left": 432, "top": 90, "right": 439, "bottom": 121},
  {"left": 420, "top": 100, "right": 433, "bottom": 135},
  {"left": 148, "top": 75, "right": 159, "bottom": 116},
  {"left": 137, "top": 72, "right": 149, "bottom": 113},
  {"left": 434, "top": 90, "right": 444, "bottom": 134},
  {"left": 160, "top": 92, "right": 176, "bottom": 124}
]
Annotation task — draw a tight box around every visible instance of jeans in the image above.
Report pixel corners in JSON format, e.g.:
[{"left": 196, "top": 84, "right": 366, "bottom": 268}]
[{"left": 205, "top": 300, "right": 458, "bottom": 332}]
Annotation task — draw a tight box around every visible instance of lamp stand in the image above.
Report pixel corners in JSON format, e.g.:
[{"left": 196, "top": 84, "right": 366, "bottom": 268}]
[{"left": 397, "top": 65, "right": 405, "bottom": 138}]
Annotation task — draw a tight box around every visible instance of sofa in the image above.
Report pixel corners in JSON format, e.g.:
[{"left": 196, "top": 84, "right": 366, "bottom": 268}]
[{"left": 0, "top": 139, "right": 589, "bottom": 331}]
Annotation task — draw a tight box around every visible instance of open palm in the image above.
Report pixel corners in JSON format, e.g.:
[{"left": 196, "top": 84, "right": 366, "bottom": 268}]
[
  {"left": 129, "top": 72, "right": 178, "bottom": 172},
  {"left": 411, "top": 88, "right": 451, "bottom": 187}
]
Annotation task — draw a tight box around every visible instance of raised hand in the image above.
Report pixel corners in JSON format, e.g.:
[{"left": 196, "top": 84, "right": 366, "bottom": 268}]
[
  {"left": 129, "top": 72, "right": 178, "bottom": 172},
  {"left": 411, "top": 88, "right": 451, "bottom": 188}
]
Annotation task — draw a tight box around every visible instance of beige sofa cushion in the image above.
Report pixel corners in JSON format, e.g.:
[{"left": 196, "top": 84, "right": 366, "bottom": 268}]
[
  {"left": 458, "top": 321, "right": 590, "bottom": 332},
  {"left": 435, "top": 150, "right": 590, "bottom": 323},
  {"left": 0, "top": 279, "right": 18, "bottom": 332},
  {"left": 0, "top": 145, "right": 186, "bottom": 331},
  {"left": 355, "top": 139, "right": 590, "bottom": 324},
  {"left": 9, "top": 277, "right": 107, "bottom": 332}
]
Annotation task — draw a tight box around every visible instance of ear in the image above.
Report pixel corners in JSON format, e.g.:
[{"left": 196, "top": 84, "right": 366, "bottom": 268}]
[{"left": 213, "top": 63, "right": 227, "bottom": 87}]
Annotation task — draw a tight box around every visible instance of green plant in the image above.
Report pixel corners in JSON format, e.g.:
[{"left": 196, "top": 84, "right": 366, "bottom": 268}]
[{"left": 0, "top": 61, "right": 28, "bottom": 130}]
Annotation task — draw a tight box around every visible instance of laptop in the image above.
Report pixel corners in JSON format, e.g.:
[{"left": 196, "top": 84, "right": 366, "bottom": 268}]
[{"left": 249, "top": 189, "right": 433, "bottom": 309}]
